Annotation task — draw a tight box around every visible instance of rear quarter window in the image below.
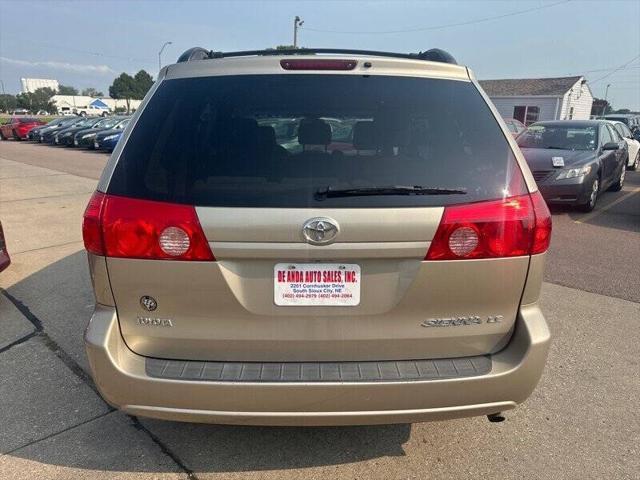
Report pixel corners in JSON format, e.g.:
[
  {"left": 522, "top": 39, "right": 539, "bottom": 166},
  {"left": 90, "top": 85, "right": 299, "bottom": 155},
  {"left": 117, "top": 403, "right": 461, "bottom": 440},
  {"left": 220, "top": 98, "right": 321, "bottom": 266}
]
[{"left": 108, "top": 74, "right": 526, "bottom": 207}]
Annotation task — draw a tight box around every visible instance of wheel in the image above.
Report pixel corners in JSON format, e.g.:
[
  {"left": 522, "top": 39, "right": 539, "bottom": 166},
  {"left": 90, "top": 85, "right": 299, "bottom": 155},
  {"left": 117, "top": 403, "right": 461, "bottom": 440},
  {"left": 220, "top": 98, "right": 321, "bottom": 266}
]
[
  {"left": 102, "top": 112, "right": 108, "bottom": 117},
  {"left": 609, "top": 164, "right": 626, "bottom": 192},
  {"left": 80, "top": 111, "right": 86, "bottom": 117},
  {"left": 578, "top": 176, "right": 600, "bottom": 212},
  {"left": 0, "top": 130, "right": 6, "bottom": 140},
  {"left": 12, "top": 130, "right": 21, "bottom": 141},
  {"left": 628, "top": 151, "right": 639, "bottom": 171}
]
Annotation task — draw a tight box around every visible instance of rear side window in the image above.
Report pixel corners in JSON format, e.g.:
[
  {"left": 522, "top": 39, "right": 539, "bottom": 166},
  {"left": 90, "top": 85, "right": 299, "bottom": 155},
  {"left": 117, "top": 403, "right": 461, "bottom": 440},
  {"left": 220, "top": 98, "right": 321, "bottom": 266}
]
[{"left": 108, "top": 75, "right": 526, "bottom": 207}]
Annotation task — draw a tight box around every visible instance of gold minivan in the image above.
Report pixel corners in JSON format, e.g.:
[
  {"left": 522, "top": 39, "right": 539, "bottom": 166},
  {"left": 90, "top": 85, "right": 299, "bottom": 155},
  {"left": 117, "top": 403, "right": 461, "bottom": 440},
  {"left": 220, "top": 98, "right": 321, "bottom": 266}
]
[{"left": 83, "top": 48, "right": 552, "bottom": 425}]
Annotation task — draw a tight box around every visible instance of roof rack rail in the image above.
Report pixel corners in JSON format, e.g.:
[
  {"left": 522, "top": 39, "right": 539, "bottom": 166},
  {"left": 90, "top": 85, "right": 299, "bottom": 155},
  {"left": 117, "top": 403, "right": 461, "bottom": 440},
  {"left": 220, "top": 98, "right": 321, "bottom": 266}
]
[{"left": 176, "top": 48, "right": 457, "bottom": 65}]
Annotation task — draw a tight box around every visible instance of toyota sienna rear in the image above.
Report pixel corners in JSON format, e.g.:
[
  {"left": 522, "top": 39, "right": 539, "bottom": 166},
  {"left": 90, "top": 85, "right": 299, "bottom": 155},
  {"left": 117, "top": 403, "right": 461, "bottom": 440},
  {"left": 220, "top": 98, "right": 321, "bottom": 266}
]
[{"left": 83, "top": 48, "right": 551, "bottom": 425}]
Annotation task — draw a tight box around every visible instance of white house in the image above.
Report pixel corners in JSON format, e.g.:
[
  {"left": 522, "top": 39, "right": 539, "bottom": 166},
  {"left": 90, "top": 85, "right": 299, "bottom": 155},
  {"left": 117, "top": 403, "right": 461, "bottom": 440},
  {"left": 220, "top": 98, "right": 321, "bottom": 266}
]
[{"left": 479, "top": 76, "right": 594, "bottom": 125}]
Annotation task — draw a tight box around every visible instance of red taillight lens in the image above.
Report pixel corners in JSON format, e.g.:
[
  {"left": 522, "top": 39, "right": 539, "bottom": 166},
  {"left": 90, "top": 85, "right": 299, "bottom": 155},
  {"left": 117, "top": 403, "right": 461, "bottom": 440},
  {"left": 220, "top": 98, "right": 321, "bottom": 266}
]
[
  {"left": 280, "top": 59, "right": 357, "bottom": 70},
  {"left": 81, "top": 193, "right": 214, "bottom": 261},
  {"left": 530, "top": 191, "right": 552, "bottom": 254},
  {"left": 82, "top": 191, "right": 106, "bottom": 255},
  {"left": 426, "top": 193, "right": 551, "bottom": 260}
]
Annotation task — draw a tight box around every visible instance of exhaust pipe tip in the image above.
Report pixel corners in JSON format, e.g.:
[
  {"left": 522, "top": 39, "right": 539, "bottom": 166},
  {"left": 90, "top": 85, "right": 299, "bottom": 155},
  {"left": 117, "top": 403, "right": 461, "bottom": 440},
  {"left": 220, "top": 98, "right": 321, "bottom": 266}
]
[{"left": 487, "top": 412, "right": 506, "bottom": 423}]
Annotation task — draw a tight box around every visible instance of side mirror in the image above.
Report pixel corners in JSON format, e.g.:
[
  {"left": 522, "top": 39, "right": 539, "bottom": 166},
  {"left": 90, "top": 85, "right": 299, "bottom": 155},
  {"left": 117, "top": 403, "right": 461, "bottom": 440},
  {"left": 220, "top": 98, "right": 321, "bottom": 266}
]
[{"left": 602, "top": 142, "right": 619, "bottom": 151}]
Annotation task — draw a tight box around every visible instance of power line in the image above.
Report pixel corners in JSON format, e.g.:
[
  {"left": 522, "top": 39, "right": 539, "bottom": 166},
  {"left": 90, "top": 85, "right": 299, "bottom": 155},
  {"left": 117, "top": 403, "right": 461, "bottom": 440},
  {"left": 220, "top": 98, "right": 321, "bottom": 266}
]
[
  {"left": 2, "top": 33, "right": 152, "bottom": 64},
  {"left": 589, "top": 54, "right": 640, "bottom": 85},
  {"left": 576, "top": 63, "right": 640, "bottom": 75},
  {"left": 300, "top": 0, "right": 571, "bottom": 35}
]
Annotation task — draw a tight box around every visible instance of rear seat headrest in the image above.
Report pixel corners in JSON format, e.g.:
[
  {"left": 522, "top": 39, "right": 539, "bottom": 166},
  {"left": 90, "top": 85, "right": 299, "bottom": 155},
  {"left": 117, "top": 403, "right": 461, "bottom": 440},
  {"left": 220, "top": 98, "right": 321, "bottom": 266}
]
[
  {"left": 353, "top": 121, "right": 378, "bottom": 150},
  {"left": 298, "top": 118, "right": 331, "bottom": 146}
]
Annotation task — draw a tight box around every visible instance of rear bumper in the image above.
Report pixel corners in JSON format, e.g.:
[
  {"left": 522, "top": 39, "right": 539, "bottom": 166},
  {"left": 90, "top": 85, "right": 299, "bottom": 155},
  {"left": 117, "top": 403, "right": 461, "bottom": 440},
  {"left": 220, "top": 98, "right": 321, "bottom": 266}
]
[{"left": 85, "top": 304, "right": 550, "bottom": 426}]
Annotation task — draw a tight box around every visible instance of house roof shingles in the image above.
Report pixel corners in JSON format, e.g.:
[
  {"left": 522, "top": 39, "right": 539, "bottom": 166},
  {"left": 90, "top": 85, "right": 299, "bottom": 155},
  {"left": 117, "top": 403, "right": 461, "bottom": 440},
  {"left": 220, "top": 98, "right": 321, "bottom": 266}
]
[{"left": 479, "top": 76, "right": 583, "bottom": 97}]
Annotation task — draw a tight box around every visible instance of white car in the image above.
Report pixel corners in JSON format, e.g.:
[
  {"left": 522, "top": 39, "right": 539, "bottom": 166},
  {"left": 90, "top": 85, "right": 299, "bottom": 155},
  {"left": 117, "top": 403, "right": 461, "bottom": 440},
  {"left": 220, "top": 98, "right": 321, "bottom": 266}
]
[
  {"left": 608, "top": 121, "right": 639, "bottom": 170},
  {"left": 73, "top": 105, "right": 110, "bottom": 117}
]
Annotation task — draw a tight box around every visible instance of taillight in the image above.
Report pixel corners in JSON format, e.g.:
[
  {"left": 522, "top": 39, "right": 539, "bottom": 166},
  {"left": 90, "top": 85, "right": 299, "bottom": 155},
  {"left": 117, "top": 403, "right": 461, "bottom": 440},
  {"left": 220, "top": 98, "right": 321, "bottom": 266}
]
[
  {"left": 82, "top": 192, "right": 214, "bottom": 261},
  {"left": 425, "top": 192, "right": 551, "bottom": 260},
  {"left": 280, "top": 59, "right": 357, "bottom": 70},
  {"left": 82, "top": 191, "right": 106, "bottom": 255},
  {"left": 530, "top": 191, "right": 552, "bottom": 254}
]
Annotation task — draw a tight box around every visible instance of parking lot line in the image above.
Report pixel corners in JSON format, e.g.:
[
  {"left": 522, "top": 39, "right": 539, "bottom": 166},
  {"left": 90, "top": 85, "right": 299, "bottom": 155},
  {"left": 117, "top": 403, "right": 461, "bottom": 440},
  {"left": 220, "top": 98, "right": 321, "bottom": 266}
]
[{"left": 574, "top": 186, "right": 640, "bottom": 224}]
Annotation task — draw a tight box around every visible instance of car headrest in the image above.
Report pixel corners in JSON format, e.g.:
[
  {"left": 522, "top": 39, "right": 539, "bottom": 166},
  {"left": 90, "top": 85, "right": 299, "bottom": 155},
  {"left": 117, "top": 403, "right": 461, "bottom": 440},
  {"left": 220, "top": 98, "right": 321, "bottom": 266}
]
[
  {"left": 298, "top": 118, "right": 331, "bottom": 146},
  {"left": 353, "top": 121, "right": 378, "bottom": 150}
]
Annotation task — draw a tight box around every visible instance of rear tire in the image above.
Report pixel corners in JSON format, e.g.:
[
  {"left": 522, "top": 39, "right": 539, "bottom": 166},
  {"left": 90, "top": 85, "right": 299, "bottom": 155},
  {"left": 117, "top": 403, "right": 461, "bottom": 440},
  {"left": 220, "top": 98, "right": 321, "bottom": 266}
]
[
  {"left": 0, "top": 131, "right": 6, "bottom": 140},
  {"left": 12, "top": 130, "right": 21, "bottom": 141},
  {"left": 578, "top": 176, "right": 599, "bottom": 212}
]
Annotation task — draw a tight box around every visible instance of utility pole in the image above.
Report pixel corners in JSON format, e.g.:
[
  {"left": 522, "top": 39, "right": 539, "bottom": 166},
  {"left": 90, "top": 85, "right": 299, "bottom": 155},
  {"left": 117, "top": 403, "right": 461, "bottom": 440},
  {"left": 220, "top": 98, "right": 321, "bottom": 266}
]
[
  {"left": 293, "top": 16, "right": 304, "bottom": 48},
  {"left": 158, "top": 41, "right": 173, "bottom": 71},
  {"left": 602, "top": 83, "right": 611, "bottom": 116}
]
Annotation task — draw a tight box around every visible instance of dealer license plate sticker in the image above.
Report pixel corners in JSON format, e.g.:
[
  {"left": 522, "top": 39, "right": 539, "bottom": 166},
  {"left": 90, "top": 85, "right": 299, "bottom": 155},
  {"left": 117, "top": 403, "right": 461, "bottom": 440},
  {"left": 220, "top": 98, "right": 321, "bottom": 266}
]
[{"left": 274, "top": 263, "right": 361, "bottom": 306}]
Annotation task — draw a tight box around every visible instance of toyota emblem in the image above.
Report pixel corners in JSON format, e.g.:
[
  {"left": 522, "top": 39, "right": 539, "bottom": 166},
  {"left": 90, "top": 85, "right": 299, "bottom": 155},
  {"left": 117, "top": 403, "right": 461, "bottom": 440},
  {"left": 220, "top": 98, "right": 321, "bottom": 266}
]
[{"left": 302, "top": 217, "right": 340, "bottom": 245}]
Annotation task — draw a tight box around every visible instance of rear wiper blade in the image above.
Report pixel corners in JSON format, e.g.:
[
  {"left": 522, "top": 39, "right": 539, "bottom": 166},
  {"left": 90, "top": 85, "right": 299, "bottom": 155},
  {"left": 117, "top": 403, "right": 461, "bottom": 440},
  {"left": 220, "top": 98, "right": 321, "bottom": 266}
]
[{"left": 315, "top": 185, "right": 467, "bottom": 199}]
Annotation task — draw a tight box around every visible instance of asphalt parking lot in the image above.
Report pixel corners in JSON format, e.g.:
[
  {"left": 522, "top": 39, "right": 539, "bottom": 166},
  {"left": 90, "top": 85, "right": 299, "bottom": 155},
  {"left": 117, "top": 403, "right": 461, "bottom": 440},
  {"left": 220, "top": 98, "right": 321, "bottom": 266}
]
[{"left": 0, "top": 141, "right": 638, "bottom": 479}]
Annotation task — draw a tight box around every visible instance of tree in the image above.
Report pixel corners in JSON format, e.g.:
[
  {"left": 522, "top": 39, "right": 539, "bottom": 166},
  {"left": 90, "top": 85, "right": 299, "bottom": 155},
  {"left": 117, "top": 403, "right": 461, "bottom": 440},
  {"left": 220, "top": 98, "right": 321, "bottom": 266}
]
[
  {"left": 81, "top": 87, "right": 104, "bottom": 97},
  {"left": 133, "top": 70, "right": 154, "bottom": 98},
  {"left": 58, "top": 84, "right": 79, "bottom": 95},
  {"left": 109, "top": 73, "right": 137, "bottom": 113},
  {"left": 109, "top": 70, "right": 154, "bottom": 113},
  {"left": 266, "top": 45, "right": 300, "bottom": 51},
  {"left": 591, "top": 98, "right": 612, "bottom": 117},
  {"left": 614, "top": 108, "right": 631, "bottom": 114},
  {"left": 0, "top": 94, "right": 17, "bottom": 113},
  {"left": 16, "top": 87, "right": 56, "bottom": 113}
]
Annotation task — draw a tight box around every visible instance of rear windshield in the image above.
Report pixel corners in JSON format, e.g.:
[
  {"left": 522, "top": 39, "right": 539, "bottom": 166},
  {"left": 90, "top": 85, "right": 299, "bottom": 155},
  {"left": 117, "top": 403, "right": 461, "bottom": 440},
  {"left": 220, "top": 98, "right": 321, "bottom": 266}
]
[
  {"left": 517, "top": 125, "right": 598, "bottom": 151},
  {"left": 108, "top": 74, "right": 525, "bottom": 207}
]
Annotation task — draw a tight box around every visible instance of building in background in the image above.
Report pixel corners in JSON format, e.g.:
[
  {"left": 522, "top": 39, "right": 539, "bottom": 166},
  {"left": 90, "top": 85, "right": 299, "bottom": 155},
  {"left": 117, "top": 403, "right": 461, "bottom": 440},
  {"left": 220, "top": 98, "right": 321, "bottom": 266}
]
[
  {"left": 50, "top": 95, "right": 142, "bottom": 115},
  {"left": 479, "top": 76, "right": 593, "bottom": 125},
  {"left": 20, "top": 78, "right": 60, "bottom": 94}
]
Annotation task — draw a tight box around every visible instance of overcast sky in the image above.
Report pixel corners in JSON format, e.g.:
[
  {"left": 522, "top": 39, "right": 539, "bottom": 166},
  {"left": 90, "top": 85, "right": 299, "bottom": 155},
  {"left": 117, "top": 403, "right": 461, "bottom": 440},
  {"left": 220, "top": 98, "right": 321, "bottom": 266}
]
[{"left": 1, "top": 0, "right": 638, "bottom": 109}]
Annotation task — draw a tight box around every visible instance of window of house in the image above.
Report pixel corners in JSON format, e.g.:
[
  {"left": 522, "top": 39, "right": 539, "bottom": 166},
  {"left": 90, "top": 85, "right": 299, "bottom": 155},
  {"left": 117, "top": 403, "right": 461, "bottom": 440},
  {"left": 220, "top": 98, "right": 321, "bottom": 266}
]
[
  {"left": 513, "top": 106, "right": 526, "bottom": 123},
  {"left": 569, "top": 107, "right": 574, "bottom": 120},
  {"left": 525, "top": 106, "right": 540, "bottom": 125},
  {"left": 513, "top": 106, "right": 540, "bottom": 126}
]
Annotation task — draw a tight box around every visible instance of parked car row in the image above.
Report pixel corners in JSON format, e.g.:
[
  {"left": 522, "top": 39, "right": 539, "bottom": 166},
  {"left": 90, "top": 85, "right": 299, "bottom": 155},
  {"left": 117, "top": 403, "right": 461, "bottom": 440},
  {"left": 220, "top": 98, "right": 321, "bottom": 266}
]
[
  {"left": 515, "top": 119, "right": 639, "bottom": 211},
  {"left": 0, "top": 115, "right": 130, "bottom": 152}
]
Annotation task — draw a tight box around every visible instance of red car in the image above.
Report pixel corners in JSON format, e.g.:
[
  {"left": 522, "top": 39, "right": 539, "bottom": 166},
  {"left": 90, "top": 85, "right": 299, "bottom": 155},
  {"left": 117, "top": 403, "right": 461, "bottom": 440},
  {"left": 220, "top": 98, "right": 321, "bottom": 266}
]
[
  {"left": 0, "top": 117, "right": 46, "bottom": 140},
  {"left": 0, "top": 221, "right": 9, "bottom": 273}
]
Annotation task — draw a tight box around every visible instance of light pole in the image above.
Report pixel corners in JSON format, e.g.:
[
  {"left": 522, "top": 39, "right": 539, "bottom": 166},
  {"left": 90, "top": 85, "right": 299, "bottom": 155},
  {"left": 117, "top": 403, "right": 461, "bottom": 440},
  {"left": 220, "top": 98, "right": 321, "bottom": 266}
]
[
  {"left": 0, "top": 80, "right": 5, "bottom": 94},
  {"left": 158, "top": 41, "right": 173, "bottom": 71},
  {"left": 602, "top": 83, "right": 611, "bottom": 116},
  {"left": 293, "top": 16, "right": 304, "bottom": 48}
]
